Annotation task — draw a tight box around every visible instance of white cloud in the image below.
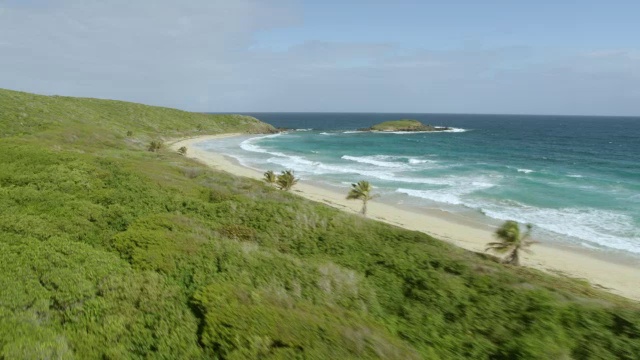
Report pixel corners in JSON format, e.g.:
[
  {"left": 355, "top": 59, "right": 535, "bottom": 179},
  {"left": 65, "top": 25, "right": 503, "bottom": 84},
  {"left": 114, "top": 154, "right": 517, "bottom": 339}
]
[
  {"left": 0, "top": 0, "right": 299, "bottom": 107},
  {"left": 1, "top": 1, "right": 638, "bottom": 115}
]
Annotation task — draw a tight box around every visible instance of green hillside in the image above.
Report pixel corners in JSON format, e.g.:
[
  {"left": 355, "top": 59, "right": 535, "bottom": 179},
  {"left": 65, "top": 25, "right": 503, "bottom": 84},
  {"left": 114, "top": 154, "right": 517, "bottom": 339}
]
[
  {"left": 1, "top": 88, "right": 639, "bottom": 359},
  {"left": 0, "top": 89, "right": 274, "bottom": 141}
]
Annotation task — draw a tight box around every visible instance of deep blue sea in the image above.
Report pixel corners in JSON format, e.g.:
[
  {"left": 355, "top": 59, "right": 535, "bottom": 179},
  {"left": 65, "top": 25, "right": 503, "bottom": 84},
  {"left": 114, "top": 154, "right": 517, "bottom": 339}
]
[{"left": 203, "top": 113, "right": 640, "bottom": 255}]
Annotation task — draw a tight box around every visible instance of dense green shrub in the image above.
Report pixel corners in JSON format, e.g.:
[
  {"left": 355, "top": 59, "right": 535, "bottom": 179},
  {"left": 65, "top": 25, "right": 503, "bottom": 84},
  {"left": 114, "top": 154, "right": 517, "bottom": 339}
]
[
  {"left": 1, "top": 88, "right": 639, "bottom": 359},
  {"left": 147, "top": 140, "right": 163, "bottom": 152}
]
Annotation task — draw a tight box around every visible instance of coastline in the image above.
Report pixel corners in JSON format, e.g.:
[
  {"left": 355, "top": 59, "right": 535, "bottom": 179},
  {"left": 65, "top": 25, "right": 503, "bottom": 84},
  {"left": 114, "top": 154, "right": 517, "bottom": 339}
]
[{"left": 170, "top": 133, "right": 640, "bottom": 301}]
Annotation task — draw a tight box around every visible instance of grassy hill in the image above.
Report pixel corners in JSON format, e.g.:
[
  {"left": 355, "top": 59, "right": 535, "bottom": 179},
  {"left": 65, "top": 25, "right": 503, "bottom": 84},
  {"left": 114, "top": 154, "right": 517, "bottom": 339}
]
[
  {"left": 0, "top": 89, "right": 274, "bottom": 142},
  {"left": 1, "top": 88, "right": 639, "bottom": 359}
]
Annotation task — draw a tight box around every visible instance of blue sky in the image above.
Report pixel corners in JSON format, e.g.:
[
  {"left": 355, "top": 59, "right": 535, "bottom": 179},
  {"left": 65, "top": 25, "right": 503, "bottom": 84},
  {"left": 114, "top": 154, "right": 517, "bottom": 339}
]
[
  {"left": 1, "top": 0, "right": 639, "bottom": 115},
  {"left": 262, "top": 1, "right": 639, "bottom": 51}
]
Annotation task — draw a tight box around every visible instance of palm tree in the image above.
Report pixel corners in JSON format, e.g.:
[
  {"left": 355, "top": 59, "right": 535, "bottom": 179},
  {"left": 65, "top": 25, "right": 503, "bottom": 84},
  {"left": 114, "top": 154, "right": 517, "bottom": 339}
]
[
  {"left": 263, "top": 170, "right": 277, "bottom": 185},
  {"left": 346, "top": 180, "right": 377, "bottom": 216},
  {"left": 276, "top": 170, "right": 298, "bottom": 191},
  {"left": 486, "top": 221, "right": 536, "bottom": 266}
]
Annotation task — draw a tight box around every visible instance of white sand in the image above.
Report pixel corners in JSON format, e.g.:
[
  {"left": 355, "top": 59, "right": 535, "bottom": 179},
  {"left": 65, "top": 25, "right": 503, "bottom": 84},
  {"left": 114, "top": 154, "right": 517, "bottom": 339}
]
[{"left": 171, "top": 134, "right": 640, "bottom": 301}]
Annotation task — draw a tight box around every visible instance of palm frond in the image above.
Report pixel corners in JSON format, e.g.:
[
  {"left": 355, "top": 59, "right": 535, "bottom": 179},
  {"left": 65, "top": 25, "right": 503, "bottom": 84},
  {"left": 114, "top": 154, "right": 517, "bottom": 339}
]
[
  {"left": 263, "top": 170, "right": 277, "bottom": 184},
  {"left": 346, "top": 180, "right": 376, "bottom": 216},
  {"left": 276, "top": 170, "right": 298, "bottom": 191},
  {"left": 346, "top": 192, "right": 362, "bottom": 200},
  {"left": 487, "top": 220, "right": 536, "bottom": 266}
]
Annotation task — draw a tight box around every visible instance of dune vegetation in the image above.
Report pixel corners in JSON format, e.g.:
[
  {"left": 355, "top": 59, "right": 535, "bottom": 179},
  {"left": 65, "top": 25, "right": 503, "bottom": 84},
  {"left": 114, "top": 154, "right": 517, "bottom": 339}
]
[{"left": 1, "top": 88, "right": 639, "bottom": 359}]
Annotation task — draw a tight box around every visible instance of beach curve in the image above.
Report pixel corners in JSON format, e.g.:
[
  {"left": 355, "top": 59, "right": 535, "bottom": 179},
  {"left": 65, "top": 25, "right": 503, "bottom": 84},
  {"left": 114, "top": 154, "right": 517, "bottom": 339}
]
[{"left": 170, "top": 134, "right": 640, "bottom": 301}]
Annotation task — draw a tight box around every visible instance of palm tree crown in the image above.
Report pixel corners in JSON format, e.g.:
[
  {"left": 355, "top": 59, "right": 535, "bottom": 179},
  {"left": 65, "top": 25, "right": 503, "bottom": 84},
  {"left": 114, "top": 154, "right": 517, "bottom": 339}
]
[
  {"left": 485, "top": 220, "right": 536, "bottom": 266},
  {"left": 263, "top": 170, "right": 277, "bottom": 185},
  {"left": 346, "top": 180, "right": 377, "bottom": 216},
  {"left": 276, "top": 170, "right": 298, "bottom": 191}
]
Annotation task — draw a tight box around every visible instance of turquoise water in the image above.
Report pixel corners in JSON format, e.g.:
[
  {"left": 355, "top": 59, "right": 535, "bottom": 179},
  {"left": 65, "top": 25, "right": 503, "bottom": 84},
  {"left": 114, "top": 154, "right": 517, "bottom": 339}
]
[{"left": 202, "top": 113, "right": 640, "bottom": 255}]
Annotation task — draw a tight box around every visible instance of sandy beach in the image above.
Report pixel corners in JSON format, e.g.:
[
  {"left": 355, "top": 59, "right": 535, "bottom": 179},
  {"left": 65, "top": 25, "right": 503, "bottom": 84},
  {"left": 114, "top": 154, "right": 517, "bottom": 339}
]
[{"left": 171, "top": 134, "right": 640, "bottom": 301}]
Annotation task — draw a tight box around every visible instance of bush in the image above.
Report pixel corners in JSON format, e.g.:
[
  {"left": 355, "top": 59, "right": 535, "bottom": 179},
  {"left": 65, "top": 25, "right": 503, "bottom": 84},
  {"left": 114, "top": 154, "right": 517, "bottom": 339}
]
[{"left": 147, "top": 140, "right": 163, "bottom": 152}]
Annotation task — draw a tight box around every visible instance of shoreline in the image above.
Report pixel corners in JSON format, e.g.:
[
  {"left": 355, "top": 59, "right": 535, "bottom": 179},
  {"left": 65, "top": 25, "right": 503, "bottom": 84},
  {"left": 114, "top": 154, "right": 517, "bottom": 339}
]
[{"left": 170, "top": 133, "right": 640, "bottom": 301}]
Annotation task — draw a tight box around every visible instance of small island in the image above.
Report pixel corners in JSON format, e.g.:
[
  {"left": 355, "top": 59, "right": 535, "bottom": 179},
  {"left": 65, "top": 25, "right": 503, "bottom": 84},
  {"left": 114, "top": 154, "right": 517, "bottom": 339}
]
[{"left": 366, "top": 119, "right": 452, "bottom": 132}]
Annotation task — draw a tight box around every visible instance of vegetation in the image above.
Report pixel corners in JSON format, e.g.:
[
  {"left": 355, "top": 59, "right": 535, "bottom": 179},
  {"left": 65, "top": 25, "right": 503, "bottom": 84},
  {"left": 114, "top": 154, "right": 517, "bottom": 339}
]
[
  {"left": 178, "top": 146, "right": 188, "bottom": 155},
  {"left": 486, "top": 221, "right": 537, "bottom": 266},
  {"left": 263, "top": 170, "right": 277, "bottom": 185},
  {"left": 148, "top": 140, "right": 163, "bottom": 152},
  {"left": 276, "top": 169, "right": 298, "bottom": 191},
  {"left": 346, "top": 180, "right": 377, "bottom": 216},
  {"left": 369, "top": 119, "right": 450, "bottom": 132},
  {"left": 1, "top": 88, "right": 639, "bottom": 359}
]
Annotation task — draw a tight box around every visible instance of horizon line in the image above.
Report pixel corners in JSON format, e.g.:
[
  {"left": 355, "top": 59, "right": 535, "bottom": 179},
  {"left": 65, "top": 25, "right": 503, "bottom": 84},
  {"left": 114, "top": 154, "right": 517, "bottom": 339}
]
[
  {"left": 3, "top": 87, "right": 638, "bottom": 119},
  {"left": 207, "top": 111, "right": 640, "bottom": 118}
]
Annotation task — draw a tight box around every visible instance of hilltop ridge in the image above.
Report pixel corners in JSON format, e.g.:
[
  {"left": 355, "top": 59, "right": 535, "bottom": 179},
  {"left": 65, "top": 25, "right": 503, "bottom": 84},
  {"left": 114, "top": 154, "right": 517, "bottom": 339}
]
[{"left": 0, "top": 88, "right": 276, "bottom": 139}]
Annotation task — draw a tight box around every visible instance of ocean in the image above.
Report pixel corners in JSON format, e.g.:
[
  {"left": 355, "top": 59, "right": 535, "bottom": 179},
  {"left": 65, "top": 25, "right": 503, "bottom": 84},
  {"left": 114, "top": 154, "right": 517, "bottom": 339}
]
[{"left": 201, "top": 113, "right": 640, "bottom": 256}]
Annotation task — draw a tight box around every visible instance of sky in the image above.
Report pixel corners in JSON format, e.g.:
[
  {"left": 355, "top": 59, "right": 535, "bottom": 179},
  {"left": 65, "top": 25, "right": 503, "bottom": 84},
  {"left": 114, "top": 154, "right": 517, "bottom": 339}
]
[{"left": 1, "top": 0, "right": 639, "bottom": 116}]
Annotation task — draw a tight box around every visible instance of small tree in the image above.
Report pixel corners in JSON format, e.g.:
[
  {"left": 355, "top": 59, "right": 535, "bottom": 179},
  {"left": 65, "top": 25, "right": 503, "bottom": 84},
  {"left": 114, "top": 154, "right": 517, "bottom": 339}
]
[
  {"left": 486, "top": 221, "right": 537, "bottom": 266},
  {"left": 263, "top": 170, "right": 277, "bottom": 185},
  {"left": 276, "top": 170, "right": 298, "bottom": 191},
  {"left": 346, "top": 180, "right": 377, "bottom": 216},
  {"left": 126, "top": 130, "right": 133, "bottom": 137},
  {"left": 178, "top": 146, "right": 188, "bottom": 156},
  {"left": 147, "top": 140, "right": 163, "bottom": 152}
]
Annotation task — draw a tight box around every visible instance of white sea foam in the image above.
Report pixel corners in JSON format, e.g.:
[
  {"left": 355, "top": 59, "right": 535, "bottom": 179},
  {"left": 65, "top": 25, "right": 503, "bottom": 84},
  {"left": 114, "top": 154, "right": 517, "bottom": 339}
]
[
  {"left": 343, "top": 130, "right": 365, "bottom": 134},
  {"left": 341, "top": 155, "right": 408, "bottom": 169},
  {"left": 443, "top": 127, "right": 468, "bottom": 133},
  {"left": 567, "top": 174, "right": 583, "bottom": 178},
  {"left": 264, "top": 153, "right": 452, "bottom": 185},
  {"left": 319, "top": 132, "right": 335, "bottom": 136},
  {"left": 408, "top": 158, "right": 431, "bottom": 165},
  {"left": 397, "top": 188, "right": 465, "bottom": 205},
  {"left": 480, "top": 205, "right": 640, "bottom": 254},
  {"left": 239, "top": 134, "right": 285, "bottom": 156},
  {"left": 396, "top": 179, "right": 497, "bottom": 206},
  {"left": 397, "top": 184, "right": 640, "bottom": 253},
  {"left": 267, "top": 155, "right": 318, "bottom": 167},
  {"left": 342, "top": 154, "right": 436, "bottom": 168},
  {"left": 238, "top": 136, "right": 416, "bottom": 179},
  {"left": 517, "top": 169, "right": 535, "bottom": 174},
  {"left": 265, "top": 156, "right": 391, "bottom": 179},
  {"left": 295, "top": 128, "right": 313, "bottom": 131}
]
